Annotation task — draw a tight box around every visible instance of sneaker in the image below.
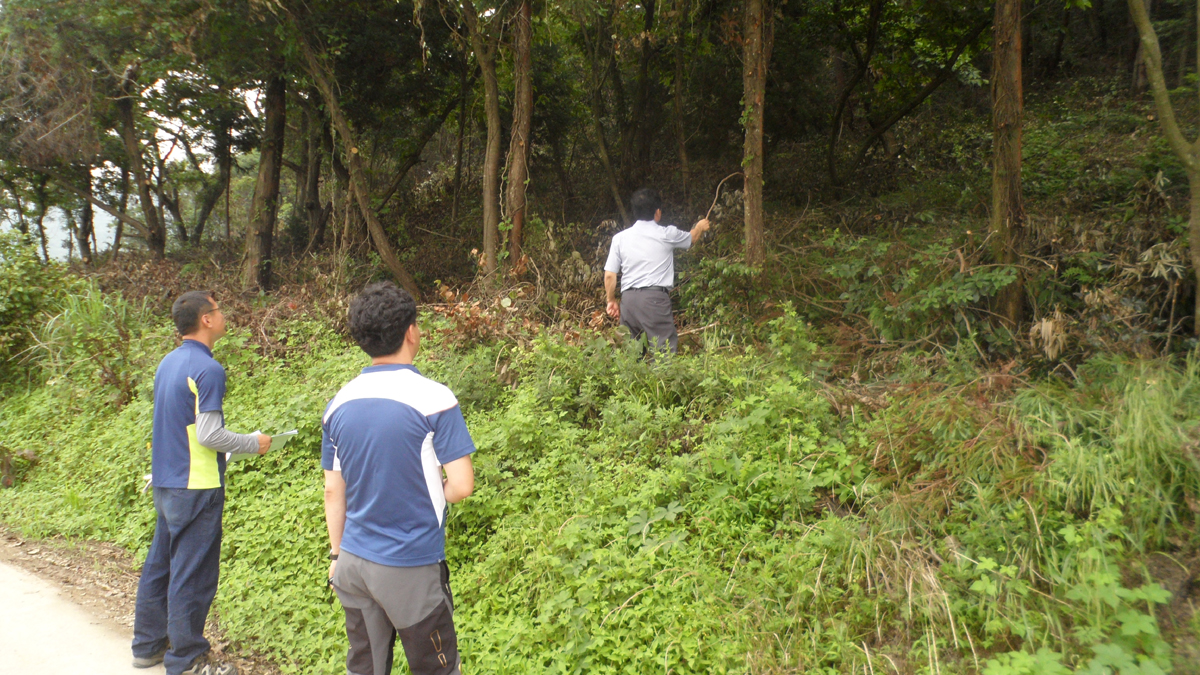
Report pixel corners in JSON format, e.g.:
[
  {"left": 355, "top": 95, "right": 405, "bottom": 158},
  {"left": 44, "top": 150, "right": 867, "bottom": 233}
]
[
  {"left": 131, "top": 646, "right": 167, "bottom": 668},
  {"left": 182, "top": 654, "right": 240, "bottom": 675}
]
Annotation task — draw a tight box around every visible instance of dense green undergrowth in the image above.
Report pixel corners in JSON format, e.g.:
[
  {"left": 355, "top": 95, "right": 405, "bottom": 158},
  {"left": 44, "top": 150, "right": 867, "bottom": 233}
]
[
  {"left": 2, "top": 74, "right": 1198, "bottom": 674},
  {"left": 1, "top": 286, "right": 1198, "bottom": 674}
]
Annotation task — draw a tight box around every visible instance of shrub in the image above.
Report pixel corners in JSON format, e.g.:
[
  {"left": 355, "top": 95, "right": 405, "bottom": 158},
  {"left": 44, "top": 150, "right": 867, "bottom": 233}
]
[
  {"left": 1, "top": 312, "right": 1196, "bottom": 673},
  {"left": 0, "top": 232, "right": 65, "bottom": 381}
]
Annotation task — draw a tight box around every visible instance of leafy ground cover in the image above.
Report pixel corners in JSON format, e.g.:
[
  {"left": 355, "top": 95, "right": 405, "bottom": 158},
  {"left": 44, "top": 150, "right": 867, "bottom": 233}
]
[{"left": 1, "top": 287, "right": 1197, "bottom": 673}]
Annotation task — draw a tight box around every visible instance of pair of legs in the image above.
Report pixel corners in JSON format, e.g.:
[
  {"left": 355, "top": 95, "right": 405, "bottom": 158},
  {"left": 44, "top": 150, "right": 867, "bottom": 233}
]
[
  {"left": 132, "top": 487, "right": 224, "bottom": 675},
  {"left": 333, "top": 551, "right": 460, "bottom": 675},
  {"left": 621, "top": 287, "right": 679, "bottom": 354}
]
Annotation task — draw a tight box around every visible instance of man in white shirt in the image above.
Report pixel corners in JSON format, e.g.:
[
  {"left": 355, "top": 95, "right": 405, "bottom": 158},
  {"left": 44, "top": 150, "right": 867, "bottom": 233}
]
[{"left": 604, "top": 188, "right": 710, "bottom": 353}]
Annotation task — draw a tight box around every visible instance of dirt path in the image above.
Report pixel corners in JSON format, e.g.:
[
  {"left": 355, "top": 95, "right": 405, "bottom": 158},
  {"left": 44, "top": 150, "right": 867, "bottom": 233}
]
[
  {"left": 0, "top": 529, "right": 280, "bottom": 674},
  {"left": 0, "top": 558, "right": 165, "bottom": 674}
]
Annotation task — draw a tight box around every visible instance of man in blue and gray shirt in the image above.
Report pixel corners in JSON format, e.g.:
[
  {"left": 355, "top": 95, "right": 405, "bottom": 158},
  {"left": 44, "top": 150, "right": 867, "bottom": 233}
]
[
  {"left": 132, "top": 291, "right": 270, "bottom": 675},
  {"left": 604, "top": 188, "right": 710, "bottom": 353},
  {"left": 324, "top": 282, "right": 476, "bottom": 675}
]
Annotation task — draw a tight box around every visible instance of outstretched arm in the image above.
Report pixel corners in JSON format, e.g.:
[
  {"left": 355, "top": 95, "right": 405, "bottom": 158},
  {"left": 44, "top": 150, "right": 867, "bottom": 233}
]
[
  {"left": 689, "top": 218, "right": 711, "bottom": 245},
  {"left": 604, "top": 271, "right": 621, "bottom": 319},
  {"left": 196, "top": 411, "right": 271, "bottom": 454}
]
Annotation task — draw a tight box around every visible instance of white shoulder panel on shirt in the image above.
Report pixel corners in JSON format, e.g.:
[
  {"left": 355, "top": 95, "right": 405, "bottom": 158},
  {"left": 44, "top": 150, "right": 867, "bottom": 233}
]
[{"left": 323, "top": 369, "right": 458, "bottom": 423}]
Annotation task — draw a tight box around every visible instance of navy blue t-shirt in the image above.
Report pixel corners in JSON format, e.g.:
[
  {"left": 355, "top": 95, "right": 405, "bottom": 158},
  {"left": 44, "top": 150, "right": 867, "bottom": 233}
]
[
  {"left": 151, "top": 339, "right": 227, "bottom": 489},
  {"left": 321, "top": 364, "right": 476, "bottom": 567}
]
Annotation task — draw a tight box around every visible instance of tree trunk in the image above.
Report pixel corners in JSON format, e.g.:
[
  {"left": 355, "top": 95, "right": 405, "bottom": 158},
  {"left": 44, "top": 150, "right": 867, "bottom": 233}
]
[
  {"left": 65, "top": 209, "right": 75, "bottom": 263},
  {"left": 991, "top": 0, "right": 1026, "bottom": 327},
  {"left": 1128, "top": 0, "right": 1200, "bottom": 333},
  {"left": 293, "top": 28, "right": 420, "bottom": 297},
  {"left": 624, "top": 0, "right": 657, "bottom": 186},
  {"left": 77, "top": 165, "right": 94, "bottom": 264},
  {"left": 452, "top": 57, "right": 469, "bottom": 223},
  {"left": 304, "top": 120, "right": 333, "bottom": 254},
  {"left": 377, "top": 93, "right": 463, "bottom": 213},
  {"left": 224, "top": 139, "right": 231, "bottom": 239},
  {"left": 163, "top": 190, "right": 188, "bottom": 243},
  {"left": 116, "top": 69, "right": 166, "bottom": 257},
  {"left": 828, "top": 0, "right": 884, "bottom": 185},
  {"left": 506, "top": 0, "right": 534, "bottom": 263},
  {"left": 154, "top": 147, "right": 188, "bottom": 243},
  {"left": 190, "top": 124, "right": 231, "bottom": 245},
  {"left": 461, "top": 0, "right": 502, "bottom": 275},
  {"left": 113, "top": 168, "right": 129, "bottom": 256},
  {"left": 583, "top": 23, "right": 630, "bottom": 224},
  {"left": 1093, "top": 0, "right": 1108, "bottom": 52},
  {"left": 330, "top": 142, "right": 353, "bottom": 250},
  {"left": 1, "top": 177, "right": 28, "bottom": 236},
  {"left": 742, "top": 0, "right": 773, "bottom": 267},
  {"left": 673, "top": 30, "right": 691, "bottom": 201},
  {"left": 1190, "top": 173, "right": 1200, "bottom": 334},
  {"left": 242, "top": 74, "right": 287, "bottom": 292},
  {"left": 295, "top": 102, "right": 310, "bottom": 210},
  {"left": 32, "top": 175, "right": 49, "bottom": 263},
  {"left": 589, "top": 95, "right": 630, "bottom": 225},
  {"left": 851, "top": 19, "right": 990, "bottom": 170},
  {"left": 1049, "top": 7, "right": 1070, "bottom": 75},
  {"left": 1132, "top": 0, "right": 1151, "bottom": 92},
  {"left": 549, "top": 133, "right": 574, "bottom": 205},
  {"left": 1176, "top": 19, "right": 1189, "bottom": 88},
  {"left": 302, "top": 115, "right": 326, "bottom": 250}
]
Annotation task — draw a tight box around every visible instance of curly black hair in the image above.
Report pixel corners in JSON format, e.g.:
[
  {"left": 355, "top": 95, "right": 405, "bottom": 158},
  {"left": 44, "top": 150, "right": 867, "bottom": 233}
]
[{"left": 348, "top": 282, "right": 417, "bottom": 357}]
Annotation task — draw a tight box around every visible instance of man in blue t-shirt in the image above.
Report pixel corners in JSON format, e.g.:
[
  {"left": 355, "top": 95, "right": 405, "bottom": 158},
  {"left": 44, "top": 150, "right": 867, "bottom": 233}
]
[
  {"left": 131, "top": 291, "right": 270, "bottom": 675},
  {"left": 604, "top": 187, "right": 710, "bottom": 353},
  {"left": 323, "top": 282, "right": 476, "bottom": 675}
]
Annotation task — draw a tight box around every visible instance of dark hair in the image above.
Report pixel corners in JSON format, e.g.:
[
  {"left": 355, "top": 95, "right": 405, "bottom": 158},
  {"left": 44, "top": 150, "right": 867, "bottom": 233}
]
[
  {"left": 349, "top": 282, "right": 417, "bottom": 357},
  {"left": 172, "top": 291, "right": 216, "bottom": 335},
  {"left": 630, "top": 188, "right": 661, "bottom": 221}
]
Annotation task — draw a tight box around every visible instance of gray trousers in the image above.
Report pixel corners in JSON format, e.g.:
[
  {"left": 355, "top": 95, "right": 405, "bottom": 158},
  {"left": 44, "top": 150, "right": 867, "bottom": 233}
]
[
  {"left": 332, "top": 551, "right": 460, "bottom": 675},
  {"left": 620, "top": 287, "right": 678, "bottom": 353}
]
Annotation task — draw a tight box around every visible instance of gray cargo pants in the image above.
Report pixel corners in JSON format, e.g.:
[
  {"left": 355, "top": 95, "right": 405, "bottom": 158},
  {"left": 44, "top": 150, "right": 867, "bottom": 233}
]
[
  {"left": 620, "top": 287, "right": 678, "bottom": 353},
  {"left": 332, "top": 551, "right": 461, "bottom": 675}
]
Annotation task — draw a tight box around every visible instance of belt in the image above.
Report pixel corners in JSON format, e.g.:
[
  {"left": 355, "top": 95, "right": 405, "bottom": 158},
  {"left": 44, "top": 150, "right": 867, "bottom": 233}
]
[{"left": 627, "top": 286, "right": 670, "bottom": 293}]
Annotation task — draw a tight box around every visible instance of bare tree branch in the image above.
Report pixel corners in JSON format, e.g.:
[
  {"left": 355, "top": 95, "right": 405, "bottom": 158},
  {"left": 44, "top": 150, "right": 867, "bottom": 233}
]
[
  {"left": 39, "top": 166, "right": 152, "bottom": 239},
  {"left": 852, "top": 18, "right": 991, "bottom": 169}
]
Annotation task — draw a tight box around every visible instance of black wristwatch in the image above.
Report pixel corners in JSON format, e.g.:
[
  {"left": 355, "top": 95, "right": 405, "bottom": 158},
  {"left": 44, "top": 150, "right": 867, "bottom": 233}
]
[{"left": 329, "top": 552, "right": 339, "bottom": 560}]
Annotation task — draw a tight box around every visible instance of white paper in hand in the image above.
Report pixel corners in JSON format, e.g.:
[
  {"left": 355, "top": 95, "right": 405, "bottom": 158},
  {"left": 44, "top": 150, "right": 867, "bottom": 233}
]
[
  {"left": 269, "top": 430, "right": 299, "bottom": 451},
  {"left": 226, "top": 430, "right": 298, "bottom": 463}
]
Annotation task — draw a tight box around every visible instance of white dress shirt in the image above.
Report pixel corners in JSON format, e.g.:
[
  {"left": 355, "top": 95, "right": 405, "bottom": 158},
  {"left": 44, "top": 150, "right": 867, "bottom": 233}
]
[{"left": 603, "top": 220, "right": 692, "bottom": 292}]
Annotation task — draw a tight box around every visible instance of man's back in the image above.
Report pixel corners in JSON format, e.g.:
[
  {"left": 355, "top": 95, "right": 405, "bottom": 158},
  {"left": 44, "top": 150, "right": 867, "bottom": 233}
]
[
  {"left": 151, "top": 340, "right": 227, "bottom": 490},
  {"left": 606, "top": 220, "right": 692, "bottom": 292},
  {"left": 322, "top": 364, "right": 475, "bottom": 567}
]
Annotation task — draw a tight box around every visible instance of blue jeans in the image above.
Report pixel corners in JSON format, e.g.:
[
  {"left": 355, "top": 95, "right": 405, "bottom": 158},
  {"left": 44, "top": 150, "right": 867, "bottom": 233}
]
[{"left": 132, "top": 487, "right": 224, "bottom": 675}]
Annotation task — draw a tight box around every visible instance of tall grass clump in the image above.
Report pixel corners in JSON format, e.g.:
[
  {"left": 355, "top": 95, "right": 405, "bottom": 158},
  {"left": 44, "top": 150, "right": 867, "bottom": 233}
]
[
  {"left": 1018, "top": 354, "right": 1200, "bottom": 545},
  {"left": 29, "top": 281, "right": 165, "bottom": 403}
]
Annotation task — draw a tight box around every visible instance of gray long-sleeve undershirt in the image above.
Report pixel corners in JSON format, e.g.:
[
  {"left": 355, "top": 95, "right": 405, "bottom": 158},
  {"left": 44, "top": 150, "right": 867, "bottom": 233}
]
[{"left": 196, "top": 411, "right": 260, "bottom": 455}]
